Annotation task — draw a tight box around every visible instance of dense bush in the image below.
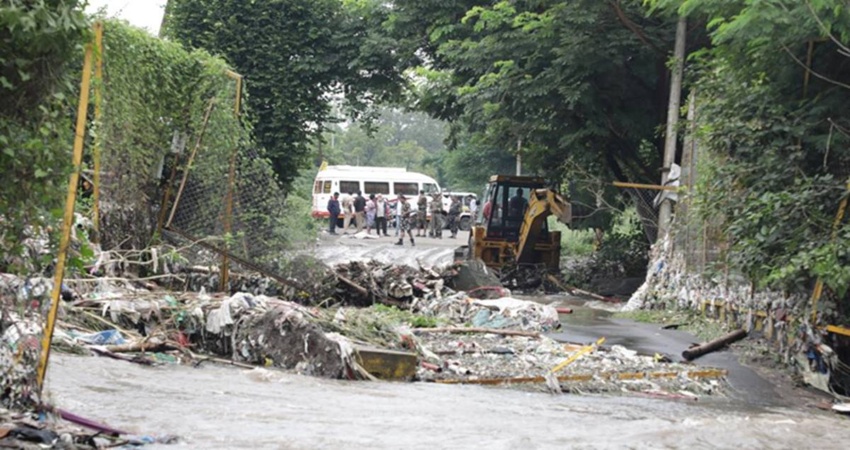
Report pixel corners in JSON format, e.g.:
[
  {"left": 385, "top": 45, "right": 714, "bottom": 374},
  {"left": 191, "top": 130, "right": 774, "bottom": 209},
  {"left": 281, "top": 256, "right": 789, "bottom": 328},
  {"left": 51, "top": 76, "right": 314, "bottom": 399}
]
[{"left": 0, "top": 0, "right": 88, "bottom": 273}]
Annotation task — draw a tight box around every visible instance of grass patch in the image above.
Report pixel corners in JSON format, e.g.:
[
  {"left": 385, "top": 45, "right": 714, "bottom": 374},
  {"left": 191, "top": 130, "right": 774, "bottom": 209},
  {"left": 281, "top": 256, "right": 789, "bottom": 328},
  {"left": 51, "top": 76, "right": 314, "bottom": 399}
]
[
  {"left": 549, "top": 218, "right": 595, "bottom": 257},
  {"left": 615, "top": 309, "right": 734, "bottom": 342}
]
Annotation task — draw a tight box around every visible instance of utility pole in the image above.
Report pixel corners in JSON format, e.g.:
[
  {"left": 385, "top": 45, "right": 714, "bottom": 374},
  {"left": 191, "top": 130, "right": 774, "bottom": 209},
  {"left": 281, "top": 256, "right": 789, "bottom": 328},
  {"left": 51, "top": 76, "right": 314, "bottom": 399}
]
[
  {"left": 658, "top": 16, "right": 687, "bottom": 240},
  {"left": 516, "top": 137, "right": 522, "bottom": 176}
]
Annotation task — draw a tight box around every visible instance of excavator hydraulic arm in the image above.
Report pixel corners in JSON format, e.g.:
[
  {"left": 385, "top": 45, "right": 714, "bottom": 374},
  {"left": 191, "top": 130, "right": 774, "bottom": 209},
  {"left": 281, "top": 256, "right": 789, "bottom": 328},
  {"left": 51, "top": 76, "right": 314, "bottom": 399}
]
[{"left": 514, "top": 189, "right": 571, "bottom": 265}]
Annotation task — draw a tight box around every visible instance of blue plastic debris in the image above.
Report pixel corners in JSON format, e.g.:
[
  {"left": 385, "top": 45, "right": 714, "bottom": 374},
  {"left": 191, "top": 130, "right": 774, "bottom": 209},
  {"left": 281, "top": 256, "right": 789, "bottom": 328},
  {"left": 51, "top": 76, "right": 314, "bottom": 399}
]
[{"left": 74, "top": 329, "right": 127, "bottom": 346}]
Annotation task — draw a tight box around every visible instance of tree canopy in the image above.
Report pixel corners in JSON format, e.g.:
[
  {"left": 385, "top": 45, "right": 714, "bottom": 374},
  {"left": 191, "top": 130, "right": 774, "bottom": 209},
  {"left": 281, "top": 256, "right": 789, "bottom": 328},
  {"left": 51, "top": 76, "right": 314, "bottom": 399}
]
[
  {"left": 382, "top": 0, "right": 695, "bottom": 187},
  {"left": 165, "top": 0, "right": 405, "bottom": 189}
]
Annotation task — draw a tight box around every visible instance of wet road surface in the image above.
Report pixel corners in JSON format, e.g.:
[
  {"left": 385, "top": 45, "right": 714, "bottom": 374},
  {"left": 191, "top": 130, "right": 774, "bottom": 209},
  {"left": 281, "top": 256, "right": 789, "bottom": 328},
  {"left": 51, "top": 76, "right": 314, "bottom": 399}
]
[{"left": 544, "top": 296, "right": 780, "bottom": 407}]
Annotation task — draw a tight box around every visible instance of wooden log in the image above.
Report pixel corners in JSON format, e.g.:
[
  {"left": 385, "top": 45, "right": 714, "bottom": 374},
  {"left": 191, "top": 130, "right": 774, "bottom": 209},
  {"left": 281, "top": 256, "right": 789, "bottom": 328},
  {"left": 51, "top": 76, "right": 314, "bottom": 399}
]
[
  {"left": 105, "top": 340, "right": 168, "bottom": 353},
  {"left": 337, "top": 273, "right": 368, "bottom": 297},
  {"left": 89, "top": 346, "right": 155, "bottom": 365},
  {"left": 413, "top": 327, "right": 540, "bottom": 338},
  {"left": 682, "top": 329, "right": 747, "bottom": 361}
]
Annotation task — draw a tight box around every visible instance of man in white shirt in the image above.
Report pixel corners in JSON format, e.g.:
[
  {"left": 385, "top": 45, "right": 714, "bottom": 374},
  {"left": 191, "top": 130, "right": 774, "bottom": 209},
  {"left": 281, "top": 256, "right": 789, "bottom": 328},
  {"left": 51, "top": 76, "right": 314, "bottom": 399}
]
[
  {"left": 395, "top": 196, "right": 403, "bottom": 236},
  {"left": 375, "top": 194, "right": 389, "bottom": 237}
]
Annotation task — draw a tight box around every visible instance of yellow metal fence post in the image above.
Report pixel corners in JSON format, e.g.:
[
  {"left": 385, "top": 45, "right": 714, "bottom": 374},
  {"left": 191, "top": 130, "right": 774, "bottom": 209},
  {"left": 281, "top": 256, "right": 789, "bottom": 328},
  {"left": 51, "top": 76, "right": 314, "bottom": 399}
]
[{"left": 36, "top": 36, "right": 95, "bottom": 392}]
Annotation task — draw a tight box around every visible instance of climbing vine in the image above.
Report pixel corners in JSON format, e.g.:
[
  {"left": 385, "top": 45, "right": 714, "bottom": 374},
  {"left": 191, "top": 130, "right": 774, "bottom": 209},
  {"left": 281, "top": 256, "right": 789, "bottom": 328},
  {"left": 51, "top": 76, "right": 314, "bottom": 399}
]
[
  {"left": 97, "top": 20, "right": 252, "bottom": 250},
  {"left": 0, "top": 0, "right": 88, "bottom": 273}
]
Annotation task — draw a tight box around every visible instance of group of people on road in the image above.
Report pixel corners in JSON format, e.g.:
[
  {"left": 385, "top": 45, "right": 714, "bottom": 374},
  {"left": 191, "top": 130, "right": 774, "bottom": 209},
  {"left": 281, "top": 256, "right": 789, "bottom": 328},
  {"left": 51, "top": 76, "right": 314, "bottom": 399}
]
[
  {"left": 327, "top": 191, "right": 393, "bottom": 236},
  {"left": 327, "top": 190, "right": 472, "bottom": 242}
]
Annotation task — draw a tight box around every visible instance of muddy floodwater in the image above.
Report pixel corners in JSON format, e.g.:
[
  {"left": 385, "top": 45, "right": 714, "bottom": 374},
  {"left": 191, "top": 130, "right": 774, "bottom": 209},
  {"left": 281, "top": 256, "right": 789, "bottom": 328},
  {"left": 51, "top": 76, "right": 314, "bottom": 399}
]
[{"left": 47, "top": 354, "right": 848, "bottom": 449}]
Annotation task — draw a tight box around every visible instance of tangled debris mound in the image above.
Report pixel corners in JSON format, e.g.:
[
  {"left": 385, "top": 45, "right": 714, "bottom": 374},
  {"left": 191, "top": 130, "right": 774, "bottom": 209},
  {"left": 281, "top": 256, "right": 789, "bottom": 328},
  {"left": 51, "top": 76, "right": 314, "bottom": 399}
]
[
  {"left": 3, "top": 250, "right": 730, "bottom": 416},
  {"left": 233, "top": 303, "right": 357, "bottom": 378},
  {"left": 414, "top": 333, "right": 724, "bottom": 396}
]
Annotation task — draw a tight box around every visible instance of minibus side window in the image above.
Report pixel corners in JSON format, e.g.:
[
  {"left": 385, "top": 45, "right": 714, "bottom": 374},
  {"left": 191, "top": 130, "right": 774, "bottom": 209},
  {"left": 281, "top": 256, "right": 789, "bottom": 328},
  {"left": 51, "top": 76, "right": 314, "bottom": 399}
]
[
  {"left": 339, "top": 180, "right": 360, "bottom": 194},
  {"left": 364, "top": 182, "right": 390, "bottom": 195},
  {"left": 322, "top": 180, "right": 331, "bottom": 193},
  {"left": 393, "top": 182, "right": 418, "bottom": 196}
]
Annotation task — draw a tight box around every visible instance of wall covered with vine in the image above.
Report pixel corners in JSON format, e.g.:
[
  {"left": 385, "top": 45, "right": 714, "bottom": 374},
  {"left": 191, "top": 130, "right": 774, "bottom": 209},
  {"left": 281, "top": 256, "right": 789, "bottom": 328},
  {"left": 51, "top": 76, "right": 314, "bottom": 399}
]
[{"left": 97, "top": 19, "right": 251, "bottom": 251}]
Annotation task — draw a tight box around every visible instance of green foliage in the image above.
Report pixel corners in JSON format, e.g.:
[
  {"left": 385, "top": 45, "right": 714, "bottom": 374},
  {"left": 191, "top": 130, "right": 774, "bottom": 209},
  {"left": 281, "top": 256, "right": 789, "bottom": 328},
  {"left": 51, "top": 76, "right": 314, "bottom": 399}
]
[
  {"left": 0, "top": 0, "right": 88, "bottom": 118},
  {"left": 319, "top": 108, "right": 448, "bottom": 181},
  {"left": 166, "top": 0, "right": 406, "bottom": 190},
  {"left": 370, "top": 304, "right": 440, "bottom": 328},
  {"left": 562, "top": 208, "right": 649, "bottom": 288},
  {"left": 384, "top": 0, "right": 681, "bottom": 190},
  {"left": 97, "top": 20, "right": 252, "bottom": 250},
  {"left": 679, "top": 1, "right": 850, "bottom": 298},
  {"left": 550, "top": 219, "right": 595, "bottom": 257},
  {"left": 0, "top": 0, "right": 87, "bottom": 273},
  {"left": 277, "top": 170, "right": 320, "bottom": 247}
]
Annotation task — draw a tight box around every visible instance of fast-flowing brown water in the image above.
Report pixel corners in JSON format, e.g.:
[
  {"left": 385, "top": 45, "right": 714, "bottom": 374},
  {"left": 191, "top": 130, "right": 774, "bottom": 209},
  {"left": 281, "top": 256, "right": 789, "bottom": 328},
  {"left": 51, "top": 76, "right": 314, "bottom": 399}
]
[{"left": 47, "top": 354, "right": 847, "bottom": 449}]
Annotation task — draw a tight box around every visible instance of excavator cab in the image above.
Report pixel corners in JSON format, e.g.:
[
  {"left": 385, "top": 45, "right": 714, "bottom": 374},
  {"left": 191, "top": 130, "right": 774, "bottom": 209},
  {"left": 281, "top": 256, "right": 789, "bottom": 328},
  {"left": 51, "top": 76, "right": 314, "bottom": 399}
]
[{"left": 466, "top": 175, "right": 571, "bottom": 271}]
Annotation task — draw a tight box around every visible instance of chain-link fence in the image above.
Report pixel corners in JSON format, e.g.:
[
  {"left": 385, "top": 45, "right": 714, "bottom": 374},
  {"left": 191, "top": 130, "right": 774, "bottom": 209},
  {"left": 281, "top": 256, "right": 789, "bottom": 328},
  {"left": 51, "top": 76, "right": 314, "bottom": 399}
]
[
  {"left": 163, "top": 140, "right": 292, "bottom": 287},
  {"left": 623, "top": 187, "right": 659, "bottom": 245}
]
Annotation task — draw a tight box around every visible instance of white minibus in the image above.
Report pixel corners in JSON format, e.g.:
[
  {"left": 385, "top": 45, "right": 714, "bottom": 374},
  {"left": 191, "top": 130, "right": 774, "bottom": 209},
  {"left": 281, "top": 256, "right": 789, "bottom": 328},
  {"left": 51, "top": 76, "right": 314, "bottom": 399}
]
[{"left": 311, "top": 165, "right": 441, "bottom": 219}]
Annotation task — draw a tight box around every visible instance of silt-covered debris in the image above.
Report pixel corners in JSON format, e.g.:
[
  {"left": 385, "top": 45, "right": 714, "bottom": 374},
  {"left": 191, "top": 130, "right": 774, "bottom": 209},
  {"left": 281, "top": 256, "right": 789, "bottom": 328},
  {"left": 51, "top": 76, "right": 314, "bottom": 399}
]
[{"left": 2, "top": 256, "right": 730, "bottom": 421}]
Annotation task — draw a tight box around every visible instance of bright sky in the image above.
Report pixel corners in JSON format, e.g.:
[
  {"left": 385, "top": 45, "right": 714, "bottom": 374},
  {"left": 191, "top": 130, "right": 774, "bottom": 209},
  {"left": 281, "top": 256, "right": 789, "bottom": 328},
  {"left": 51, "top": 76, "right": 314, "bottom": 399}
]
[{"left": 86, "top": 0, "right": 167, "bottom": 35}]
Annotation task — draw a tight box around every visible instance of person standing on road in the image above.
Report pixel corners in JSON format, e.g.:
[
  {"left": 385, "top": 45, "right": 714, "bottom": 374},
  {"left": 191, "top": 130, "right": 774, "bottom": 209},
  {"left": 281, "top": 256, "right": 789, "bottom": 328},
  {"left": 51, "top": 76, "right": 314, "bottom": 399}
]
[
  {"left": 394, "top": 196, "right": 402, "bottom": 237},
  {"left": 375, "top": 194, "right": 390, "bottom": 237},
  {"left": 429, "top": 191, "right": 443, "bottom": 238},
  {"left": 468, "top": 195, "right": 478, "bottom": 221},
  {"left": 353, "top": 191, "right": 366, "bottom": 232},
  {"left": 365, "top": 194, "right": 377, "bottom": 234},
  {"left": 327, "top": 192, "right": 341, "bottom": 235},
  {"left": 395, "top": 194, "right": 414, "bottom": 246},
  {"left": 416, "top": 190, "right": 428, "bottom": 237},
  {"left": 447, "top": 195, "right": 461, "bottom": 238},
  {"left": 341, "top": 192, "right": 354, "bottom": 233}
]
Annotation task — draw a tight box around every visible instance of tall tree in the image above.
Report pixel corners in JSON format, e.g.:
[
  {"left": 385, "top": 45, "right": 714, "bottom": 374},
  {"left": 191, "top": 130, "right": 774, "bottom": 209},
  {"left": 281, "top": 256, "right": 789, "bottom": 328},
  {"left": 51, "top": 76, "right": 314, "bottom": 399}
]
[
  {"left": 166, "top": 0, "right": 405, "bottom": 189},
  {"left": 383, "top": 0, "right": 702, "bottom": 187},
  {"left": 650, "top": 0, "right": 850, "bottom": 297}
]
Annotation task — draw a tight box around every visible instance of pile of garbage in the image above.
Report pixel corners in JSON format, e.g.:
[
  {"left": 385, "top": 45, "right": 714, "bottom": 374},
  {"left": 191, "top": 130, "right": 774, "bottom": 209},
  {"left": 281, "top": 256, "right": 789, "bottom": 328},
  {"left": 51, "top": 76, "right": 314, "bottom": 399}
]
[
  {"left": 2, "top": 254, "right": 731, "bottom": 405},
  {"left": 0, "top": 408, "right": 177, "bottom": 449},
  {"left": 413, "top": 332, "right": 725, "bottom": 396}
]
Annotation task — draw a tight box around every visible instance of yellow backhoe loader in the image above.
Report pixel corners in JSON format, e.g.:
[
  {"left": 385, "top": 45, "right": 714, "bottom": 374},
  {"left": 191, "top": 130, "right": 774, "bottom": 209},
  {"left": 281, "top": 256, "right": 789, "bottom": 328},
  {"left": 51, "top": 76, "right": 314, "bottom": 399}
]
[{"left": 464, "top": 175, "right": 572, "bottom": 271}]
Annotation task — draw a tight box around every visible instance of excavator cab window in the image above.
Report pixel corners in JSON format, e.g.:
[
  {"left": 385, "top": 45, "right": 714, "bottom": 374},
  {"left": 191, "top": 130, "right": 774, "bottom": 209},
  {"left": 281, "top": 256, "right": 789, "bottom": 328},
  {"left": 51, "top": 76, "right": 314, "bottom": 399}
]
[{"left": 482, "top": 180, "right": 540, "bottom": 241}]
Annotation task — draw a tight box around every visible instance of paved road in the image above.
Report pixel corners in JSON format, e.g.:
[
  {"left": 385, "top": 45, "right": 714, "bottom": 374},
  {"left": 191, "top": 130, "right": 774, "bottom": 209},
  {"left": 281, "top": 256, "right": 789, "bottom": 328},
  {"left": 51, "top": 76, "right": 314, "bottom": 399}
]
[
  {"left": 313, "top": 229, "right": 463, "bottom": 267},
  {"left": 544, "top": 295, "right": 788, "bottom": 407}
]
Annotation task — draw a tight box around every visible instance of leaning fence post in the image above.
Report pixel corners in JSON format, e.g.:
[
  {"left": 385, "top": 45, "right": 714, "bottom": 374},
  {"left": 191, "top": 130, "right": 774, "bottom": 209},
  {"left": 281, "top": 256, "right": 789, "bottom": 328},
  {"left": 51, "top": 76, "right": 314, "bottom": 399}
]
[
  {"left": 219, "top": 71, "right": 243, "bottom": 292},
  {"left": 165, "top": 98, "right": 215, "bottom": 229},
  {"left": 37, "top": 30, "right": 95, "bottom": 392}
]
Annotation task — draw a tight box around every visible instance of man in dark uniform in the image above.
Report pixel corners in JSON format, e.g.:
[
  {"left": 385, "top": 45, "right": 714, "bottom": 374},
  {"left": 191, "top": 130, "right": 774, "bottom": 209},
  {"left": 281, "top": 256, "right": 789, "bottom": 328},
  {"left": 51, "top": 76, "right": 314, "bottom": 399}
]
[
  {"left": 353, "top": 191, "right": 366, "bottom": 232},
  {"left": 326, "top": 192, "right": 341, "bottom": 234}
]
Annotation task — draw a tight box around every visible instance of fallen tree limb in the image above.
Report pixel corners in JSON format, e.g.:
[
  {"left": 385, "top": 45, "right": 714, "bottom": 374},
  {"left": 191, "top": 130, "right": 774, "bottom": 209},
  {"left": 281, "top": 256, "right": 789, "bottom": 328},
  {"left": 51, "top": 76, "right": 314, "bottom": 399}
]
[
  {"left": 433, "top": 368, "right": 729, "bottom": 385},
  {"left": 544, "top": 274, "right": 621, "bottom": 303},
  {"left": 66, "top": 274, "right": 186, "bottom": 283},
  {"left": 89, "top": 346, "right": 154, "bottom": 365},
  {"left": 337, "top": 274, "right": 368, "bottom": 297},
  {"left": 184, "top": 349, "right": 267, "bottom": 370},
  {"left": 74, "top": 310, "right": 142, "bottom": 340},
  {"left": 413, "top": 327, "right": 540, "bottom": 338},
  {"left": 105, "top": 340, "right": 169, "bottom": 353}
]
